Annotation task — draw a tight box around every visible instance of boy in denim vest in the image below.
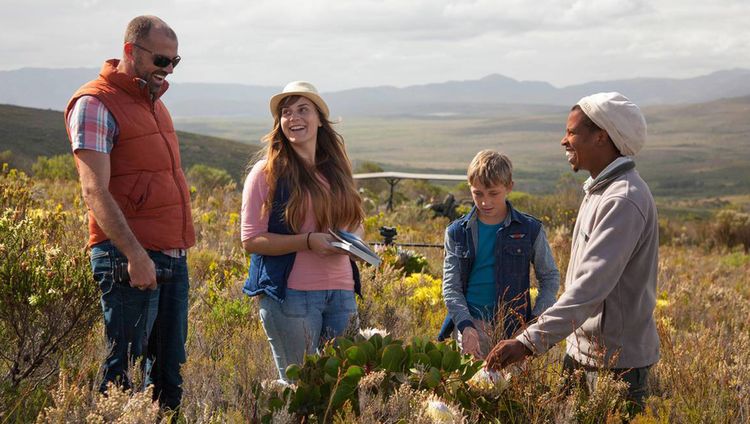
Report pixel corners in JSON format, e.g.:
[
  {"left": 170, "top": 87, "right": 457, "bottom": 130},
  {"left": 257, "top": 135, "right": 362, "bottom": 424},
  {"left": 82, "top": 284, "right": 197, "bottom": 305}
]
[{"left": 440, "top": 150, "right": 560, "bottom": 358}]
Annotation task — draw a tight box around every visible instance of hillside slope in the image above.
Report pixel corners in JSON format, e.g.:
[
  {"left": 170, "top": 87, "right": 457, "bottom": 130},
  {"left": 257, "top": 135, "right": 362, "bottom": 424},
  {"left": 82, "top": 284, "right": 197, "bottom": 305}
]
[{"left": 0, "top": 104, "right": 256, "bottom": 181}]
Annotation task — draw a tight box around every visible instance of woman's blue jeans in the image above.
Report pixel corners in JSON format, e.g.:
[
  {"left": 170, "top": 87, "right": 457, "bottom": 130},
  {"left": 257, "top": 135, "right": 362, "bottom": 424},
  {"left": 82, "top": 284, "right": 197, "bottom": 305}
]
[
  {"left": 259, "top": 289, "right": 358, "bottom": 381},
  {"left": 90, "top": 241, "right": 189, "bottom": 411}
]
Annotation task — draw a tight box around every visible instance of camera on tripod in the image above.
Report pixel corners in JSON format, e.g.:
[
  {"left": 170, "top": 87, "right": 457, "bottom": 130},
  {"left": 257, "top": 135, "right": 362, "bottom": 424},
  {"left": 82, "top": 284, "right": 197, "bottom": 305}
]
[{"left": 379, "top": 226, "right": 398, "bottom": 245}]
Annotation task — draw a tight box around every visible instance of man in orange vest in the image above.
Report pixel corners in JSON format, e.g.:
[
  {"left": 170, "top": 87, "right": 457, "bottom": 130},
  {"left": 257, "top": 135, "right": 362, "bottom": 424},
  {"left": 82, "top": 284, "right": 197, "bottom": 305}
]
[{"left": 65, "top": 15, "right": 195, "bottom": 412}]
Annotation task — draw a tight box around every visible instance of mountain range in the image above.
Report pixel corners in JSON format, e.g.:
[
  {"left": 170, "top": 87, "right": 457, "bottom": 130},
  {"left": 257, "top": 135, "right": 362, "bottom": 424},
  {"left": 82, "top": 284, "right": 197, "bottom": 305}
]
[{"left": 2, "top": 67, "right": 749, "bottom": 118}]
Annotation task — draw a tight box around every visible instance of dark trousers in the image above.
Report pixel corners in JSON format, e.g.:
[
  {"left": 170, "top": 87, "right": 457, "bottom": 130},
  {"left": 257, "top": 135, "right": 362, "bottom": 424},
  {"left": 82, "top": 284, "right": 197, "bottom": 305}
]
[
  {"left": 90, "top": 241, "right": 189, "bottom": 411},
  {"left": 563, "top": 354, "right": 651, "bottom": 416}
]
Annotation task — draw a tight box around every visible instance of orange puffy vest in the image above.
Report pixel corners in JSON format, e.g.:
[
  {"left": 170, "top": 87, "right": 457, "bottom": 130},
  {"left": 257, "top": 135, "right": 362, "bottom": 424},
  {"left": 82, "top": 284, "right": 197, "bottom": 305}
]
[{"left": 65, "top": 60, "right": 195, "bottom": 250}]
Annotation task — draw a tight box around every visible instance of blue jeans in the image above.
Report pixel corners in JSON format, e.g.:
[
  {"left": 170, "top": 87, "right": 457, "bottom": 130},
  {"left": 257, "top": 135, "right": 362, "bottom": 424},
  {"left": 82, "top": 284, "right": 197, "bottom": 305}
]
[
  {"left": 259, "top": 289, "right": 358, "bottom": 381},
  {"left": 90, "top": 241, "right": 189, "bottom": 410}
]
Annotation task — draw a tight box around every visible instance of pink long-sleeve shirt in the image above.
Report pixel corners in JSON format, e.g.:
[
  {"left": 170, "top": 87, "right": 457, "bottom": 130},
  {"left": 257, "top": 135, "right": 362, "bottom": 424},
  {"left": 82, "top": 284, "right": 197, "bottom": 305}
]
[{"left": 241, "top": 160, "right": 354, "bottom": 291}]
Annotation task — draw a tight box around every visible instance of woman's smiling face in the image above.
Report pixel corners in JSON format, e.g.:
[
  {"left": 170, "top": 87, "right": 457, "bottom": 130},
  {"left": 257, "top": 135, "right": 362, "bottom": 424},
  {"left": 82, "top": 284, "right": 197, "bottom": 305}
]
[{"left": 280, "top": 96, "right": 322, "bottom": 148}]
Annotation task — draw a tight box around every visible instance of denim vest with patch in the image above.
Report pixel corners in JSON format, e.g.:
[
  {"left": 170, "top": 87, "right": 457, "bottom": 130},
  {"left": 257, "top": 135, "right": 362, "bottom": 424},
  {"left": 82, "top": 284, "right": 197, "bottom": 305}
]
[
  {"left": 439, "top": 202, "right": 541, "bottom": 339},
  {"left": 242, "top": 179, "right": 361, "bottom": 302}
]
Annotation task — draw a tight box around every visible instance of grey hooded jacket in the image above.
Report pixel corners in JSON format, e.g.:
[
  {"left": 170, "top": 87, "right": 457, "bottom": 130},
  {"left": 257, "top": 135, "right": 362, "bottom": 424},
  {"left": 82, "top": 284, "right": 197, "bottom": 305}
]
[{"left": 517, "top": 157, "right": 660, "bottom": 369}]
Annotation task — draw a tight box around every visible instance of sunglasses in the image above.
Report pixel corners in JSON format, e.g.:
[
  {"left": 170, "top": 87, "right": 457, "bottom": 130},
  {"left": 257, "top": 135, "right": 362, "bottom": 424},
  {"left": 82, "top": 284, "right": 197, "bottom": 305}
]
[{"left": 132, "top": 43, "right": 181, "bottom": 68}]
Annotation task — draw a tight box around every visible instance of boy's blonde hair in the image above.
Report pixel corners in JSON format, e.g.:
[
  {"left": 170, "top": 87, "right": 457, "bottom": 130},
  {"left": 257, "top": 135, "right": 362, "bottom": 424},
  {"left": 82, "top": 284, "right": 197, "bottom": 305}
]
[{"left": 467, "top": 150, "right": 513, "bottom": 188}]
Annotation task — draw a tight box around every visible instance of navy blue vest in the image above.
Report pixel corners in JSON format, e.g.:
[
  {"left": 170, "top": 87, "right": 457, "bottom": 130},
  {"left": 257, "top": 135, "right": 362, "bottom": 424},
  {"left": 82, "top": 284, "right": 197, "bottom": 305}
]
[
  {"left": 438, "top": 201, "right": 541, "bottom": 340},
  {"left": 242, "top": 179, "right": 361, "bottom": 302}
]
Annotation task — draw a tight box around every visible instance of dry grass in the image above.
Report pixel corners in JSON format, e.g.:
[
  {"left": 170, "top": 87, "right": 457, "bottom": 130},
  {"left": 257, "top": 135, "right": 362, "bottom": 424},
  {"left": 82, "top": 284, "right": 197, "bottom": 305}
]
[{"left": 2, "top": 175, "right": 748, "bottom": 423}]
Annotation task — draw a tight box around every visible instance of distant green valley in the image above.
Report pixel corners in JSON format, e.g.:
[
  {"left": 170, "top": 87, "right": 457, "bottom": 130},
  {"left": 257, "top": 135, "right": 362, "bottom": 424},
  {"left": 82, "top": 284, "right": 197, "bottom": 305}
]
[
  {"left": 2, "top": 95, "right": 749, "bottom": 206},
  {"left": 173, "top": 96, "right": 750, "bottom": 199}
]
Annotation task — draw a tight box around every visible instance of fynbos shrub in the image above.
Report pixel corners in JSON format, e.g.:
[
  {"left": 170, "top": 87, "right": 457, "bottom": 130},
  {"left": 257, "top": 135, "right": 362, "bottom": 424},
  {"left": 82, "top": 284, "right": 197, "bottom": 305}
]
[
  {"left": 187, "top": 164, "right": 235, "bottom": 192},
  {"left": 31, "top": 154, "right": 78, "bottom": 181},
  {"left": 713, "top": 209, "right": 750, "bottom": 251},
  {"left": 0, "top": 166, "right": 99, "bottom": 414}
]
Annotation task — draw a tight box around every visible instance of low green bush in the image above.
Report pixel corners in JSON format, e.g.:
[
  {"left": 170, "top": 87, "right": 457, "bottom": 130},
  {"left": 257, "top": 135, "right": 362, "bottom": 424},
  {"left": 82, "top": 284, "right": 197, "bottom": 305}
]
[
  {"left": 31, "top": 154, "right": 78, "bottom": 181},
  {"left": 187, "top": 164, "right": 235, "bottom": 192},
  {"left": 254, "top": 334, "right": 484, "bottom": 423},
  {"left": 713, "top": 209, "right": 750, "bottom": 251}
]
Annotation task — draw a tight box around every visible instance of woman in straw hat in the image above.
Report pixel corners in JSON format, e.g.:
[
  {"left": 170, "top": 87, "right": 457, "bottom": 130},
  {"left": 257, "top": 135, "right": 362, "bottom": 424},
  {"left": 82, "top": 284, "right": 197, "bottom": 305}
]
[{"left": 240, "top": 81, "right": 364, "bottom": 381}]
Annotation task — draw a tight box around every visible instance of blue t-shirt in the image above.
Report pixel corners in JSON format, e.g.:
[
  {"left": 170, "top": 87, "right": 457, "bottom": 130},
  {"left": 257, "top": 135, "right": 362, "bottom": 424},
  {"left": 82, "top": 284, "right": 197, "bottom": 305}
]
[{"left": 466, "top": 220, "right": 503, "bottom": 321}]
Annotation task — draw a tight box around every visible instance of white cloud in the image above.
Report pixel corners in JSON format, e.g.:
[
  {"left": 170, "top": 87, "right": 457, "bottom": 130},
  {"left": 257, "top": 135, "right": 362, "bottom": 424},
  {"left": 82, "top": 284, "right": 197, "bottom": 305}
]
[{"left": 1, "top": 0, "right": 749, "bottom": 90}]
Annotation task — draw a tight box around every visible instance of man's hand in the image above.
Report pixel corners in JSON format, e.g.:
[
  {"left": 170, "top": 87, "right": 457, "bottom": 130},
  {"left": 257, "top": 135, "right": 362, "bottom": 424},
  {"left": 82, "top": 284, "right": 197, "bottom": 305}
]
[
  {"left": 486, "top": 339, "right": 532, "bottom": 370},
  {"left": 461, "top": 327, "right": 483, "bottom": 359},
  {"left": 127, "top": 252, "right": 157, "bottom": 290}
]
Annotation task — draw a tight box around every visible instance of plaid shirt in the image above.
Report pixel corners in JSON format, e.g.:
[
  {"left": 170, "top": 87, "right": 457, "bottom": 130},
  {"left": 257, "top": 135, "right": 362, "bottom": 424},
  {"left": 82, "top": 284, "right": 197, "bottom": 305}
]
[{"left": 67, "top": 95, "right": 118, "bottom": 154}]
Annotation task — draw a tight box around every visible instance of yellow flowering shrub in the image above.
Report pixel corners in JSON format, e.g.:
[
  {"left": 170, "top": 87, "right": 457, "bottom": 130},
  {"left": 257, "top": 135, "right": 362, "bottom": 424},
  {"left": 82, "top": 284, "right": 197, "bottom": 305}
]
[{"left": 404, "top": 273, "right": 445, "bottom": 331}]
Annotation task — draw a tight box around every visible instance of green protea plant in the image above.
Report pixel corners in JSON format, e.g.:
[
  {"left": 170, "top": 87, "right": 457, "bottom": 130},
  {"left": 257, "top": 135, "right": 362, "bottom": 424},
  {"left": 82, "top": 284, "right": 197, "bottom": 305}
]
[{"left": 272, "top": 334, "right": 483, "bottom": 422}]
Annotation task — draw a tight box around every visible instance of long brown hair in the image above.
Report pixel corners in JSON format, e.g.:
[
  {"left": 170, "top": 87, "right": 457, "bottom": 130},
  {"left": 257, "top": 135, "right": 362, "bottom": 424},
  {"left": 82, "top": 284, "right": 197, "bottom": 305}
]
[{"left": 254, "top": 95, "right": 363, "bottom": 233}]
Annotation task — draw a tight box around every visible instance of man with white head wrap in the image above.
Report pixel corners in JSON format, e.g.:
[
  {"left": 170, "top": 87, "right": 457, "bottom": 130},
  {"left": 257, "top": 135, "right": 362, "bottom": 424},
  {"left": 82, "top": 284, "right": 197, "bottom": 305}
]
[
  {"left": 576, "top": 92, "right": 647, "bottom": 157},
  {"left": 487, "top": 92, "right": 659, "bottom": 415}
]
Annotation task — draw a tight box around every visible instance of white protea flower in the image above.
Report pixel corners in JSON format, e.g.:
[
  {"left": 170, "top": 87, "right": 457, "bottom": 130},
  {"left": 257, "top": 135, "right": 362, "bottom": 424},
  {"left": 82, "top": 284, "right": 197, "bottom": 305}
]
[
  {"left": 261, "top": 378, "right": 291, "bottom": 391},
  {"left": 424, "top": 397, "right": 461, "bottom": 423},
  {"left": 359, "top": 327, "right": 389, "bottom": 339},
  {"left": 468, "top": 367, "right": 509, "bottom": 392}
]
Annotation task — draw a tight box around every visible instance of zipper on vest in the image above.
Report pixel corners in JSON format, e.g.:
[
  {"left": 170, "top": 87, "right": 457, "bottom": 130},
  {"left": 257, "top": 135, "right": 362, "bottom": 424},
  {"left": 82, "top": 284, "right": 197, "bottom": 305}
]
[
  {"left": 153, "top": 103, "right": 190, "bottom": 246},
  {"left": 151, "top": 102, "right": 158, "bottom": 124}
]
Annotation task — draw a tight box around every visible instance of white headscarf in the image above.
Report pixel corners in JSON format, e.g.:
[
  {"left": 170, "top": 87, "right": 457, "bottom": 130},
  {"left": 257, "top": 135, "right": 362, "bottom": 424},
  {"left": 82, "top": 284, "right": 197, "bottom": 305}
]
[{"left": 576, "top": 92, "right": 647, "bottom": 156}]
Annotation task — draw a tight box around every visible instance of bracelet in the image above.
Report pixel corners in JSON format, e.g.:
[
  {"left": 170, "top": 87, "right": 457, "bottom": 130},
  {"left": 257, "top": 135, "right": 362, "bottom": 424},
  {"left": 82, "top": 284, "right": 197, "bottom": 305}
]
[{"left": 306, "top": 232, "right": 312, "bottom": 250}]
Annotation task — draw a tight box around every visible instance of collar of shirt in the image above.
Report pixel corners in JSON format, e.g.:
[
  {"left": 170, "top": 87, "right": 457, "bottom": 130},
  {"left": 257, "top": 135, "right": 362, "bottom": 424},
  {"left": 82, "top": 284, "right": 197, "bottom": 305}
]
[
  {"left": 134, "top": 78, "right": 158, "bottom": 102},
  {"left": 583, "top": 156, "right": 634, "bottom": 193}
]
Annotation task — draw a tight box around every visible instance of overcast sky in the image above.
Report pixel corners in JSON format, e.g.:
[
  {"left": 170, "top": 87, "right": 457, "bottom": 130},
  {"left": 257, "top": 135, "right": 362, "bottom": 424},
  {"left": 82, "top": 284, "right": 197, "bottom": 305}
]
[{"left": 2, "top": 0, "right": 749, "bottom": 92}]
